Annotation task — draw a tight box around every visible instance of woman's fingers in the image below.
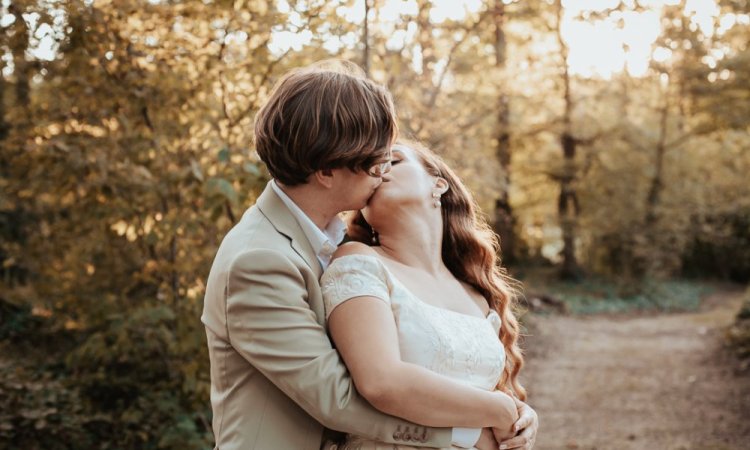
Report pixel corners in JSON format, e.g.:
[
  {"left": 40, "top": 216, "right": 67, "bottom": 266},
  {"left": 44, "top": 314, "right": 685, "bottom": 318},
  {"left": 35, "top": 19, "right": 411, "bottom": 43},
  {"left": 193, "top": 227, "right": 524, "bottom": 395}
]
[
  {"left": 498, "top": 430, "right": 533, "bottom": 449},
  {"left": 503, "top": 409, "right": 537, "bottom": 449},
  {"left": 511, "top": 414, "right": 530, "bottom": 434}
]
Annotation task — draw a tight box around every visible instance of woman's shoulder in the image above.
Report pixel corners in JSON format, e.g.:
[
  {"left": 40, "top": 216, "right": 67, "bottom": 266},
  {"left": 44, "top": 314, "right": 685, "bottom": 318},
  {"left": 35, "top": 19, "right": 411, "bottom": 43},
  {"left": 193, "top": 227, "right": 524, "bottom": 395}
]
[
  {"left": 331, "top": 241, "right": 380, "bottom": 260},
  {"left": 324, "top": 242, "right": 388, "bottom": 280},
  {"left": 321, "top": 242, "right": 392, "bottom": 309}
]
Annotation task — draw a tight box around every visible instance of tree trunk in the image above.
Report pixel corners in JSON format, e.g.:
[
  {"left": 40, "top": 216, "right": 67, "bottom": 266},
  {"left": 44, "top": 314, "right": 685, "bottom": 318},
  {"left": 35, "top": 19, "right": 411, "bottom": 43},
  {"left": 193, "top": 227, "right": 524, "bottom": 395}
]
[
  {"left": 555, "top": 0, "right": 582, "bottom": 280},
  {"left": 362, "top": 0, "right": 371, "bottom": 77},
  {"left": 416, "top": 1, "right": 435, "bottom": 83},
  {"left": 0, "top": 63, "right": 8, "bottom": 141},
  {"left": 1, "top": 4, "right": 32, "bottom": 286},
  {"left": 9, "top": 4, "right": 31, "bottom": 120},
  {"left": 559, "top": 133, "right": 581, "bottom": 280},
  {"left": 491, "top": 0, "right": 516, "bottom": 264},
  {"left": 645, "top": 101, "right": 669, "bottom": 228}
]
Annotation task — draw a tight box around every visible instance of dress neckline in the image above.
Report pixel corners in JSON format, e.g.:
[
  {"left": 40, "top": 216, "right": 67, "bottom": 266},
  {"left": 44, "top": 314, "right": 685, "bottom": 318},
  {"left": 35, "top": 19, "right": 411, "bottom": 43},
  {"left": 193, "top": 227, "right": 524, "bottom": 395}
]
[{"left": 331, "top": 253, "right": 501, "bottom": 326}]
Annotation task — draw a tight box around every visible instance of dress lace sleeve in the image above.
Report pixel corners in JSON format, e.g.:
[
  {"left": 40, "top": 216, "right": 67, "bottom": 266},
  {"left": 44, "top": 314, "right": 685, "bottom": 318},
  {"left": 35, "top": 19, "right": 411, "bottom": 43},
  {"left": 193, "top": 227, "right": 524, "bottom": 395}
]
[{"left": 320, "top": 254, "right": 391, "bottom": 320}]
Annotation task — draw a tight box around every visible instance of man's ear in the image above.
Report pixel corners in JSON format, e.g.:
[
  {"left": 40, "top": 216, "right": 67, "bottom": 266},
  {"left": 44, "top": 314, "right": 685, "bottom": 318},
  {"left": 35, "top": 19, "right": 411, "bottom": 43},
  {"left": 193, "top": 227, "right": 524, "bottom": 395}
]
[
  {"left": 435, "top": 177, "right": 449, "bottom": 195},
  {"left": 313, "top": 169, "right": 335, "bottom": 189}
]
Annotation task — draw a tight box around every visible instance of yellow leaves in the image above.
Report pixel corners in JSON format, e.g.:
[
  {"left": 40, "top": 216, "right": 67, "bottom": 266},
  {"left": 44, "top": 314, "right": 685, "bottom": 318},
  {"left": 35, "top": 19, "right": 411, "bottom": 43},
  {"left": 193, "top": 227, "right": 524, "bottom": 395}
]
[
  {"left": 64, "top": 319, "right": 82, "bottom": 330},
  {"left": 127, "top": 15, "right": 143, "bottom": 30},
  {"left": 144, "top": 259, "right": 159, "bottom": 274},
  {"left": 105, "top": 58, "right": 120, "bottom": 73},
  {"left": 111, "top": 220, "right": 128, "bottom": 236},
  {"left": 185, "top": 278, "right": 205, "bottom": 301},
  {"left": 143, "top": 215, "right": 156, "bottom": 234},
  {"left": 111, "top": 220, "right": 138, "bottom": 241},
  {"left": 31, "top": 305, "right": 52, "bottom": 318},
  {"left": 250, "top": 0, "right": 268, "bottom": 16},
  {"left": 61, "top": 191, "right": 76, "bottom": 207},
  {"left": 248, "top": 32, "right": 267, "bottom": 49},
  {"left": 46, "top": 123, "right": 62, "bottom": 136},
  {"left": 102, "top": 117, "right": 120, "bottom": 132},
  {"left": 41, "top": 119, "right": 109, "bottom": 137},
  {"left": 18, "top": 189, "right": 34, "bottom": 199},
  {"left": 40, "top": 221, "right": 51, "bottom": 238},
  {"left": 111, "top": 215, "right": 160, "bottom": 243},
  {"left": 597, "top": 151, "right": 617, "bottom": 171},
  {"left": 239, "top": 11, "right": 253, "bottom": 22},
  {"left": 85, "top": 263, "right": 96, "bottom": 275}
]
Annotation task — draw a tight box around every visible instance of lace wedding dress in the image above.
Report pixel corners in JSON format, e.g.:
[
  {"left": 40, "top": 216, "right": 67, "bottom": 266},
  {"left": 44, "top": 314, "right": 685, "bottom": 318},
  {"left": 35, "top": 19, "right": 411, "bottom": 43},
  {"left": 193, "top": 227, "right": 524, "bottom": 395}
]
[{"left": 320, "top": 254, "right": 506, "bottom": 450}]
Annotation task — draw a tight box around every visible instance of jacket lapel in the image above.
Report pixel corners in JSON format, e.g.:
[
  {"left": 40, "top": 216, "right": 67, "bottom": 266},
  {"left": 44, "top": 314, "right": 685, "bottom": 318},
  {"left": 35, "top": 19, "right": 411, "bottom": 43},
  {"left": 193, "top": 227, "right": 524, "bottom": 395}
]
[{"left": 255, "top": 182, "right": 323, "bottom": 280}]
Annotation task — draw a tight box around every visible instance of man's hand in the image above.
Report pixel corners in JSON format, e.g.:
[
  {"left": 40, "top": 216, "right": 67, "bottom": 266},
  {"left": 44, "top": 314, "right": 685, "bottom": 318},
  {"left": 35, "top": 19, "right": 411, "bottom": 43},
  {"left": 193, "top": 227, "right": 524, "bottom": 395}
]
[{"left": 497, "top": 397, "right": 538, "bottom": 450}]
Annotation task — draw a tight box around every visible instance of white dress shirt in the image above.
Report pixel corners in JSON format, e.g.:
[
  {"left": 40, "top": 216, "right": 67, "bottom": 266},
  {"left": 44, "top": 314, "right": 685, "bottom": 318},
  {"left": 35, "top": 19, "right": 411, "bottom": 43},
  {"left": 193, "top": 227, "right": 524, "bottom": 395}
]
[
  {"left": 271, "top": 181, "right": 347, "bottom": 269},
  {"left": 271, "top": 180, "right": 482, "bottom": 448}
]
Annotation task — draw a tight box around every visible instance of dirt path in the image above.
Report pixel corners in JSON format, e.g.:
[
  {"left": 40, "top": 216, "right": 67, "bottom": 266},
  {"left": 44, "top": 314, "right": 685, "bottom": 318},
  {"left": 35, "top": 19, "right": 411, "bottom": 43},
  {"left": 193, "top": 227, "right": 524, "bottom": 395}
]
[{"left": 521, "top": 288, "right": 750, "bottom": 450}]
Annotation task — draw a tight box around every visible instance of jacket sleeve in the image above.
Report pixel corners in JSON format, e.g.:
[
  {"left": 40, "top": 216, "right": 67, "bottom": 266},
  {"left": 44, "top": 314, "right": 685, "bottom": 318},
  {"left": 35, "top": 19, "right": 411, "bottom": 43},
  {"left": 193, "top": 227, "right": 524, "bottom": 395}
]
[{"left": 225, "top": 248, "right": 452, "bottom": 447}]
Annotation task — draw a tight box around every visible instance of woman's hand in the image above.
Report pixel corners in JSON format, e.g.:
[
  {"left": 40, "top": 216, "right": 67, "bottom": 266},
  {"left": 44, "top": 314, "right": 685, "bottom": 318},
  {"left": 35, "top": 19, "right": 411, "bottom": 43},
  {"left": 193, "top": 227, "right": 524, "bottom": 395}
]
[
  {"left": 496, "top": 398, "right": 538, "bottom": 449},
  {"left": 474, "top": 427, "right": 498, "bottom": 450},
  {"left": 489, "top": 391, "right": 519, "bottom": 443}
]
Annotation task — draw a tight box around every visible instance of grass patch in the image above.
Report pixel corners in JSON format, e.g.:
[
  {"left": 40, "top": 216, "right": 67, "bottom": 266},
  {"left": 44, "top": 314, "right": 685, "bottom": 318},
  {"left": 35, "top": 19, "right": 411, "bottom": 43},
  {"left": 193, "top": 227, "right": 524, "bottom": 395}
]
[{"left": 515, "top": 267, "right": 715, "bottom": 315}]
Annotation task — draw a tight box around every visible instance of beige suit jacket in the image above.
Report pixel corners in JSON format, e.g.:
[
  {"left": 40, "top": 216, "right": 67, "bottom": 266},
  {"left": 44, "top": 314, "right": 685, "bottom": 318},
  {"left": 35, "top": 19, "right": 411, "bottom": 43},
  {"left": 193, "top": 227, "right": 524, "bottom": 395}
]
[{"left": 201, "top": 182, "right": 452, "bottom": 450}]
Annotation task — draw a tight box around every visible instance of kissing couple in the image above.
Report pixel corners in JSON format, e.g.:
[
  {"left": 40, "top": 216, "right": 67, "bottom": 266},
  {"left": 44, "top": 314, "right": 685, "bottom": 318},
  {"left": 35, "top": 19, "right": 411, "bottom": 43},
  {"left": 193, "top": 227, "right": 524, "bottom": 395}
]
[{"left": 202, "top": 60, "right": 538, "bottom": 450}]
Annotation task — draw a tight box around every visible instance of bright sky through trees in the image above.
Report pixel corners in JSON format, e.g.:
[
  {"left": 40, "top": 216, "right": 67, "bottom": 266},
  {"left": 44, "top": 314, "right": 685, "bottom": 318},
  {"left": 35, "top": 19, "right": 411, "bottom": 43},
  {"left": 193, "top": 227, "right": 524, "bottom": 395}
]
[
  {"left": 2, "top": 0, "right": 743, "bottom": 80},
  {"left": 268, "top": 0, "right": 737, "bottom": 78}
]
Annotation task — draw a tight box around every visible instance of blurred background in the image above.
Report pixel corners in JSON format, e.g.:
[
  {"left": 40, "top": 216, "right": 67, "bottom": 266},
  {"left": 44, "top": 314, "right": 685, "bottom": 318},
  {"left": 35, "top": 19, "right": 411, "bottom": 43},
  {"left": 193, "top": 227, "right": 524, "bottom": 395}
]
[{"left": 1, "top": 0, "right": 749, "bottom": 449}]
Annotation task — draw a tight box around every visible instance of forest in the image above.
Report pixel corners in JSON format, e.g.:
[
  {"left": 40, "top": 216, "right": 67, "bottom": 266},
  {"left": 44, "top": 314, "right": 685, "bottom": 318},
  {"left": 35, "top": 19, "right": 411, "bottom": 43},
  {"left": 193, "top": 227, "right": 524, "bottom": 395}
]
[{"left": 1, "top": 0, "right": 749, "bottom": 448}]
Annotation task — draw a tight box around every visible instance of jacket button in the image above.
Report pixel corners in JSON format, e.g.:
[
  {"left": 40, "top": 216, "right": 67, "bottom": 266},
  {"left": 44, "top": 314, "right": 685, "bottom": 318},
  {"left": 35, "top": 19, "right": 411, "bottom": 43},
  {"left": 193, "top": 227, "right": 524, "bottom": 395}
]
[{"left": 393, "top": 425, "right": 403, "bottom": 440}]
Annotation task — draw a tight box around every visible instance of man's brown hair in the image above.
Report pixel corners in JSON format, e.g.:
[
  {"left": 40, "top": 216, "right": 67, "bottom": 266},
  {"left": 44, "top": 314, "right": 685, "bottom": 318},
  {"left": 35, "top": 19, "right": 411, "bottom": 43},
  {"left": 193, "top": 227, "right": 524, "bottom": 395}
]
[{"left": 254, "top": 60, "right": 398, "bottom": 186}]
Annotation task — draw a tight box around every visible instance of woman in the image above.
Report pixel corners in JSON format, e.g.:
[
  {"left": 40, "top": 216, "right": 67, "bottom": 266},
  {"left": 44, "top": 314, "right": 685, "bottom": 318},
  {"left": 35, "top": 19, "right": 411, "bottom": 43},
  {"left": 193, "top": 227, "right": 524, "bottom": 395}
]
[{"left": 320, "top": 140, "right": 536, "bottom": 450}]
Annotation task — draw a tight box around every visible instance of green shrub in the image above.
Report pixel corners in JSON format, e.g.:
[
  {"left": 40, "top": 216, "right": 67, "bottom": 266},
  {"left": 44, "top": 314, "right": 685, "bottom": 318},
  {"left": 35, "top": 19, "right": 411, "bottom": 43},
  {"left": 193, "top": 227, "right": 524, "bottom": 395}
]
[
  {"left": 0, "top": 305, "right": 213, "bottom": 450},
  {"left": 519, "top": 266, "right": 713, "bottom": 315}
]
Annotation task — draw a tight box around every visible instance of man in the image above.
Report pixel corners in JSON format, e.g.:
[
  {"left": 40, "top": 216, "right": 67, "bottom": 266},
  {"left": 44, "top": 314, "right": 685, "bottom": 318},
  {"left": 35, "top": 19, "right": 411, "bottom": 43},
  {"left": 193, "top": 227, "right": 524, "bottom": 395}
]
[{"left": 201, "top": 60, "right": 537, "bottom": 450}]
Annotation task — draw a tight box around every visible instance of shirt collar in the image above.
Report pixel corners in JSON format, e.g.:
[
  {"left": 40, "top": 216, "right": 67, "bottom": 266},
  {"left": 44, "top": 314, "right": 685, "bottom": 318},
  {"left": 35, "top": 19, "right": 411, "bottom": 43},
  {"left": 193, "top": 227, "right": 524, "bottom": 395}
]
[{"left": 271, "top": 180, "right": 346, "bottom": 269}]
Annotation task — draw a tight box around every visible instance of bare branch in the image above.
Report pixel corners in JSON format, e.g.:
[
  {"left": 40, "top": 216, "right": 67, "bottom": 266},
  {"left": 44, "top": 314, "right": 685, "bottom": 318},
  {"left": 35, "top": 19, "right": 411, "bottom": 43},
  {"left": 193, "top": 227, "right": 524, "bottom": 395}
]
[{"left": 425, "top": 11, "right": 489, "bottom": 110}]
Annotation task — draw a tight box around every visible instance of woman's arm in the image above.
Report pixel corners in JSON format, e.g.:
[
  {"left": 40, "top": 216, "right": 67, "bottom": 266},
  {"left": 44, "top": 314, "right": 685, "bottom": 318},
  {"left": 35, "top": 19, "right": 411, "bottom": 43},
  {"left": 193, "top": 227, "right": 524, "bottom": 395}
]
[{"left": 328, "top": 293, "right": 519, "bottom": 432}]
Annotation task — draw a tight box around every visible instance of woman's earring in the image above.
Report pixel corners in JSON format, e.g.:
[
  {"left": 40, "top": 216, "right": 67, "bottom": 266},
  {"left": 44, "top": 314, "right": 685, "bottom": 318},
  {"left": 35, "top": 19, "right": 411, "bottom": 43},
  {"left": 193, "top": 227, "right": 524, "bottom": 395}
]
[
  {"left": 432, "top": 192, "right": 441, "bottom": 208},
  {"left": 371, "top": 228, "right": 379, "bottom": 245}
]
